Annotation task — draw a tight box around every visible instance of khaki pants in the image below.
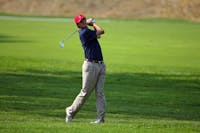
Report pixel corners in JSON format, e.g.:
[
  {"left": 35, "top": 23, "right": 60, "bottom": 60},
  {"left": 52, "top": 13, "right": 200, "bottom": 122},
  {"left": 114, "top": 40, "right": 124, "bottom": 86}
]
[{"left": 67, "top": 61, "right": 106, "bottom": 120}]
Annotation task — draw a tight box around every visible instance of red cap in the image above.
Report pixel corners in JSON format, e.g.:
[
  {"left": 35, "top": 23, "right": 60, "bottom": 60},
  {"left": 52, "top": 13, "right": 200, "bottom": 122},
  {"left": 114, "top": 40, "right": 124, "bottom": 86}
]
[{"left": 74, "top": 14, "right": 85, "bottom": 24}]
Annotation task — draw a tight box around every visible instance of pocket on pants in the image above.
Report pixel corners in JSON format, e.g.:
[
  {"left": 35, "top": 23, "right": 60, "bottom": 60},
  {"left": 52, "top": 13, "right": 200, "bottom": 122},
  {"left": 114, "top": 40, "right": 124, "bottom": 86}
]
[
  {"left": 82, "top": 61, "right": 93, "bottom": 72},
  {"left": 101, "top": 64, "right": 106, "bottom": 75}
]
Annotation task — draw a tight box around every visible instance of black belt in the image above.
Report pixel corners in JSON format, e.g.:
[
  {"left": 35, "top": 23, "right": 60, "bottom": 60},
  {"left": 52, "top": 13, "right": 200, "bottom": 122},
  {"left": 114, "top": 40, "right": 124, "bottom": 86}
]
[{"left": 85, "top": 59, "right": 104, "bottom": 64}]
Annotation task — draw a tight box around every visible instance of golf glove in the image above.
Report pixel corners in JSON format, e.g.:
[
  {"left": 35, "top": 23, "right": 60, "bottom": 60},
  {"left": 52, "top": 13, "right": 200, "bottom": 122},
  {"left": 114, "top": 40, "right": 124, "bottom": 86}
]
[{"left": 87, "top": 18, "right": 95, "bottom": 26}]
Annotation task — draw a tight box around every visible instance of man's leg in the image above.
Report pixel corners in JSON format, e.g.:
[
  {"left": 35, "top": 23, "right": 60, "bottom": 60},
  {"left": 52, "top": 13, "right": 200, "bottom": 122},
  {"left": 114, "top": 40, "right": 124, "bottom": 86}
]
[
  {"left": 67, "top": 61, "right": 97, "bottom": 119},
  {"left": 95, "top": 64, "right": 106, "bottom": 121}
]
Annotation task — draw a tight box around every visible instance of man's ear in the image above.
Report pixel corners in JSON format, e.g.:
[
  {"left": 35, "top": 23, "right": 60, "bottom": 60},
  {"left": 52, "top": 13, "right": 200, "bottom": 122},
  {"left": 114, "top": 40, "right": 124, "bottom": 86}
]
[{"left": 77, "top": 23, "right": 81, "bottom": 28}]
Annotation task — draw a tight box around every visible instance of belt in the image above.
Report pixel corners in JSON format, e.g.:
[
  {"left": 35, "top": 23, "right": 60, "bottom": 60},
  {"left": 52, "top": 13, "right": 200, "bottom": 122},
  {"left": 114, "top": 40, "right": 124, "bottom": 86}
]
[{"left": 85, "top": 59, "right": 104, "bottom": 64}]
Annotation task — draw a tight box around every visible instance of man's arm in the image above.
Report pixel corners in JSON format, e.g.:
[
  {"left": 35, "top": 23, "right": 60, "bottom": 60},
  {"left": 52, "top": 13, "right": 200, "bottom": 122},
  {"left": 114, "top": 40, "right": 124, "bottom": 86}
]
[{"left": 93, "top": 23, "right": 104, "bottom": 36}]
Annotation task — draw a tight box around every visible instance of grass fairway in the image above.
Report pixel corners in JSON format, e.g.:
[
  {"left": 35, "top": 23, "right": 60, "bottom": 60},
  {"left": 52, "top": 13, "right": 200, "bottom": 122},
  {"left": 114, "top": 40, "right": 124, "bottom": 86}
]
[{"left": 0, "top": 16, "right": 200, "bottom": 132}]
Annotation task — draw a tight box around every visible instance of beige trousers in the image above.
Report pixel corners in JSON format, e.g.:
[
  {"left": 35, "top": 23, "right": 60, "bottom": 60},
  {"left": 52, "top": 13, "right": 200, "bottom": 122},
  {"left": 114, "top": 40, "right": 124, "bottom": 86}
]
[{"left": 67, "top": 61, "right": 106, "bottom": 120}]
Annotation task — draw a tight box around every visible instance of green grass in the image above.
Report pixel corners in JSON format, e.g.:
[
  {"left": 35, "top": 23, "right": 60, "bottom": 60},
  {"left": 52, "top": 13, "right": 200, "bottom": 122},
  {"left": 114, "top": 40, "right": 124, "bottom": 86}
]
[{"left": 0, "top": 16, "right": 200, "bottom": 132}]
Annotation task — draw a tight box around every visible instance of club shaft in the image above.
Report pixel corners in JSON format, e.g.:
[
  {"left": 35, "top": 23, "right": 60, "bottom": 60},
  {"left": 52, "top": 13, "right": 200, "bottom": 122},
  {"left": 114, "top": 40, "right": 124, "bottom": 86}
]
[{"left": 63, "top": 30, "right": 77, "bottom": 42}]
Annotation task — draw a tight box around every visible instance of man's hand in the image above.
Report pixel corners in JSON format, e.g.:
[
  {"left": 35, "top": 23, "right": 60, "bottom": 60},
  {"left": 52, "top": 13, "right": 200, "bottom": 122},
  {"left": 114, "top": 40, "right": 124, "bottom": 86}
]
[
  {"left": 87, "top": 18, "right": 95, "bottom": 26},
  {"left": 87, "top": 18, "right": 104, "bottom": 36}
]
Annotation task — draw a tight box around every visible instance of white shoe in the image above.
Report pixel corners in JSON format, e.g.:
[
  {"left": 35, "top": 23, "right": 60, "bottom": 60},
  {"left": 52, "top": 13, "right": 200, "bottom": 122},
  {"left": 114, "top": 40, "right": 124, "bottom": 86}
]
[
  {"left": 90, "top": 119, "right": 104, "bottom": 124},
  {"left": 65, "top": 108, "right": 72, "bottom": 123}
]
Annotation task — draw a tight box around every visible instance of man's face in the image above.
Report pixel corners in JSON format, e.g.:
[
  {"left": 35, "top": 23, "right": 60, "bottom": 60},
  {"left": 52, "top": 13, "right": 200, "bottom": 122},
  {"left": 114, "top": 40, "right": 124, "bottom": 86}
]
[{"left": 77, "top": 18, "right": 87, "bottom": 28}]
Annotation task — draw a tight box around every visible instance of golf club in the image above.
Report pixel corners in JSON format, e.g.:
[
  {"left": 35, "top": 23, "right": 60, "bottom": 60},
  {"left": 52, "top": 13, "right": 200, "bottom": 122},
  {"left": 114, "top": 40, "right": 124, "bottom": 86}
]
[{"left": 59, "top": 30, "right": 77, "bottom": 48}]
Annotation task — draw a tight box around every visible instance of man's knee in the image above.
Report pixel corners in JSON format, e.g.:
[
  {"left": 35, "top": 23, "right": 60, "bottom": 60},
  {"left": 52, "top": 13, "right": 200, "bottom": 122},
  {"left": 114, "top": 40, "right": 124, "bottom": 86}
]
[{"left": 79, "top": 88, "right": 92, "bottom": 97}]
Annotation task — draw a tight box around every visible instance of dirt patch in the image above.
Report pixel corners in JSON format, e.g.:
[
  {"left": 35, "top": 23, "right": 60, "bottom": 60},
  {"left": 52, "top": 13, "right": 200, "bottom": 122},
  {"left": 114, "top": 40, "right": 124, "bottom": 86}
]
[{"left": 0, "top": 0, "right": 200, "bottom": 21}]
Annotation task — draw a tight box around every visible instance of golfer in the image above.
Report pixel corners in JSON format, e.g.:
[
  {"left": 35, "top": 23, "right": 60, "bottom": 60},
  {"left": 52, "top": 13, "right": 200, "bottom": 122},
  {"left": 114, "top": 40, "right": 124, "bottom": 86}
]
[{"left": 66, "top": 14, "right": 106, "bottom": 124}]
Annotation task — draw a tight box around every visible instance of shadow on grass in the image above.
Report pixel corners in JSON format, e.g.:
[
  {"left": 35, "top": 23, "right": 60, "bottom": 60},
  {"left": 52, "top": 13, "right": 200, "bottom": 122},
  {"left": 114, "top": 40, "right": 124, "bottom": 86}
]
[
  {"left": 0, "top": 70, "right": 200, "bottom": 121},
  {"left": 0, "top": 34, "right": 32, "bottom": 43}
]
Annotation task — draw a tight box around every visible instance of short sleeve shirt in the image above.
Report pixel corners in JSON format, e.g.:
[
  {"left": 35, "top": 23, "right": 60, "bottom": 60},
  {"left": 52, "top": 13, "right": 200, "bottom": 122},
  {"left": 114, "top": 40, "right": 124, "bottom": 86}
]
[{"left": 79, "top": 28, "right": 103, "bottom": 61}]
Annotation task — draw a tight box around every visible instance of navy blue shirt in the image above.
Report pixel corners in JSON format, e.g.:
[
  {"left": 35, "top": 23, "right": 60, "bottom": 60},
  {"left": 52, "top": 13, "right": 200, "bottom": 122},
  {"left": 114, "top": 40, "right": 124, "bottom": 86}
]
[{"left": 79, "top": 28, "right": 103, "bottom": 61}]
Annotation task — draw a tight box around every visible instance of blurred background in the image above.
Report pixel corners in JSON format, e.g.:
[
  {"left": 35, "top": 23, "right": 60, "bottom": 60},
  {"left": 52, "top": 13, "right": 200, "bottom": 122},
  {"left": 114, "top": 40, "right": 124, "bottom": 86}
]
[{"left": 0, "top": 0, "right": 200, "bottom": 21}]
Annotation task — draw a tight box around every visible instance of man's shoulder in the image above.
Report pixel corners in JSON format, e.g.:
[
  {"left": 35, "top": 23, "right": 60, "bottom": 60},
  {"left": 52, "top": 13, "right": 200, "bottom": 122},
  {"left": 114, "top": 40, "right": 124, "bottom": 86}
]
[
  {"left": 79, "top": 28, "right": 91, "bottom": 33},
  {"left": 79, "top": 28, "right": 86, "bottom": 36},
  {"left": 79, "top": 28, "right": 96, "bottom": 37}
]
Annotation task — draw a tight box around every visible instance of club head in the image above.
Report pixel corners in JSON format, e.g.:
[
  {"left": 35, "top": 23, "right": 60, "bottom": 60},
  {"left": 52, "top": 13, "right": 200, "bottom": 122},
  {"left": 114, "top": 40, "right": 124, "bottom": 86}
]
[{"left": 59, "top": 41, "right": 64, "bottom": 48}]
